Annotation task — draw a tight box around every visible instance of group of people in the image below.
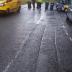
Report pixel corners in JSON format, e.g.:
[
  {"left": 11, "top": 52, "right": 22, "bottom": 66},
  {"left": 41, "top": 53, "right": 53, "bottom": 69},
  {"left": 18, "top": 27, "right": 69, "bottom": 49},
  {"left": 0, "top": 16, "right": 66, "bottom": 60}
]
[{"left": 27, "top": 0, "right": 53, "bottom": 10}]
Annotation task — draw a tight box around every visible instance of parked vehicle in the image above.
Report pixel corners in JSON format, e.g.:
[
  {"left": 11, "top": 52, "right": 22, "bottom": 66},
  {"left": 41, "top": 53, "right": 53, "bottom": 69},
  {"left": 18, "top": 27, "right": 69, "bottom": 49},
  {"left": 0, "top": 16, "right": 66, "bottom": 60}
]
[
  {"left": 0, "top": 0, "right": 21, "bottom": 14},
  {"left": 66, "top": 5, "right": 72, "bottom": 22},
  {"left": 56, "top": 2, "right": 69, "bottom": 12}
]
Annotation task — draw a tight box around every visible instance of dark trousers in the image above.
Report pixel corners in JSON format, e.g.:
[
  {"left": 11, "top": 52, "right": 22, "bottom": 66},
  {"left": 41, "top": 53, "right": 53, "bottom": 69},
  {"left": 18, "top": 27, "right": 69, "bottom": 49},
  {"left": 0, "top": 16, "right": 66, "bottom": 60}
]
[
  {"left": 32, "top": 1, "right": 35, "bottom": 9},
  {"left": 45, "top": 2, "right": 49, "bottom": 10},
  {"left": 28, "top": 1, "right": 31, "bottom": 9},
  {"left": 50, "top": 3, "right": 54, "bottom": 10},
  {"left": 37, "top": 2, "right": 41, "bottom": 9}
]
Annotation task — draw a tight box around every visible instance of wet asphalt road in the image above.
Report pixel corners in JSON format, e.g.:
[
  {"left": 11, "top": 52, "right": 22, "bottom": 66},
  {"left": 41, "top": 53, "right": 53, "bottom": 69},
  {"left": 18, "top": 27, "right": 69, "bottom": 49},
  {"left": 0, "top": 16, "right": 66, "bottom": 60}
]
[{"left": 0, "top": 5, "right": 72, "bottom": 72}]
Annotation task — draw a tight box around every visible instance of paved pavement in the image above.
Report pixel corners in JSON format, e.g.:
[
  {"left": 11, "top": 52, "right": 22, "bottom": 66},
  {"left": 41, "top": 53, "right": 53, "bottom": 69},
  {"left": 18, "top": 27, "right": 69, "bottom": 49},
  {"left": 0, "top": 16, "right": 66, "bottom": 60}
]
[{"left": 0, "top": 5, "right": 72, "bottom": 72}]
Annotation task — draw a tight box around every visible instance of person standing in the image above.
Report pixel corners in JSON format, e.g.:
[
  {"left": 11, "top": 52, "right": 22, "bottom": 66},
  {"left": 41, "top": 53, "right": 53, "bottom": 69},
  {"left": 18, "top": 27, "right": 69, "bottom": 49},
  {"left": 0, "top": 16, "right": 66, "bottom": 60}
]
[
  {"left": 36, "top": 0, "right": 43, "bottom": 9},
  {"left": 27, "top": 0, "right": 31, "bottom": 9},
  {"left": 50, "top": 3, "right": 54, "bottom": 11},
  {"left": 45, "top": 0, "right": 49, "bottom": 10},
  {"left": 31, "top": 0, "right": 36, "bottom": 10}
]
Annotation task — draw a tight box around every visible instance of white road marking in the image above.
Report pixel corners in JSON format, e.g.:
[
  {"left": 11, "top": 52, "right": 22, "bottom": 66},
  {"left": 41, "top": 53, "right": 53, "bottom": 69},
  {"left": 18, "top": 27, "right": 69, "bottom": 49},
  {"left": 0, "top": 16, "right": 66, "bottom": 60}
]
[
  {"left": 3, "top": 59, "right": 13, "bottom": 72},
  {"left": 36, "top": 11, "right": 45, "bottom": 24},
  {"left": 36, "top": 19, "right": 41, "bottom": 24},
  {"left": 55, "top": 30, "right": 57, "bottom": 46},
  {"left": 62, "top": 25, "right": 66, "bottom": 29},
  {"left": 3, "top": 34, "right": 32, "bottom": 72},
  {"left": 62, "top": 25, "right": 72, "bottom": 42},
  {"left": 62, "top": 25, "right": 69, "bottom": 36},
  {"left": 36, "top": 16, "right": 44, "bottom": 24},
  {"left": 3, "top": 10, "right": 45, "bottom": 72},
  {"left": 69, "top": 37, "right": 72, "bottom": 42},
  {"left": 65, "top": 31, "right": 68, "bottom": 36},
  {"left": 55, "top": 30, "right": 63, "bottom": 72}
]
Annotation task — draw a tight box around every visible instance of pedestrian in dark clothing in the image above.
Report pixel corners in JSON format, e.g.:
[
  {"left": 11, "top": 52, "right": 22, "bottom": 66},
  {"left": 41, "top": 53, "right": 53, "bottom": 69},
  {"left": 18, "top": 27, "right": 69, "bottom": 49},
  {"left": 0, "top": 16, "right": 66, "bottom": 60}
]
[
  {"left": 37, "top": 2, "right": 41, "bottom": 9},
  {"left": 45, "top": 0, "right": 49, "bottom": 10},
  {"left": 50, "top": 3, "right": 54, "bottom": 11},
  {"left": 31, "top": 0, "right": 36, "bottom": 10},
  {"left": 27, "top": 0, "right": 31, "bottom": 9},
  {"left": 37, "top": 0, "right": 43, "bottom": 9}
]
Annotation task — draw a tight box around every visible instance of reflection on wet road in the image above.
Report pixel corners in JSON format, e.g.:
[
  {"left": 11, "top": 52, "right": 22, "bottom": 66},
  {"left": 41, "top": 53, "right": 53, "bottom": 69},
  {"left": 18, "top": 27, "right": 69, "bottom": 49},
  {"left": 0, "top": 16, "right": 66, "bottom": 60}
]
[{"left": 0, "top": 5, "right": 72, "bottom": 72}]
